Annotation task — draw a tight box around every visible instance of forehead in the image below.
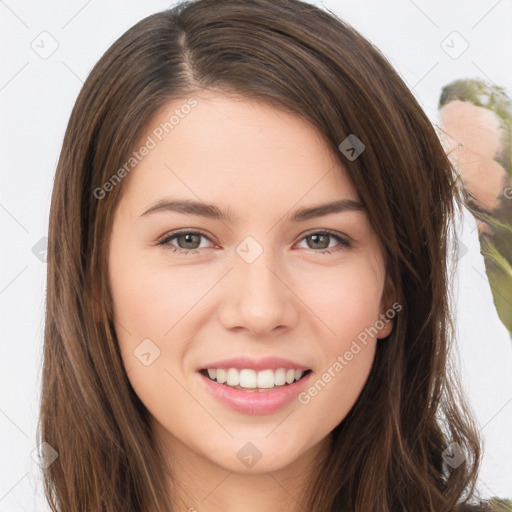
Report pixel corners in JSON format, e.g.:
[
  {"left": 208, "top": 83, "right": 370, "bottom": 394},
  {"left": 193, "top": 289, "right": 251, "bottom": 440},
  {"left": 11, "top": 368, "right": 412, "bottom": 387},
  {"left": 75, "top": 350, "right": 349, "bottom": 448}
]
[{"left": 117, "top": 93, "right": 360, "bottom": 220}]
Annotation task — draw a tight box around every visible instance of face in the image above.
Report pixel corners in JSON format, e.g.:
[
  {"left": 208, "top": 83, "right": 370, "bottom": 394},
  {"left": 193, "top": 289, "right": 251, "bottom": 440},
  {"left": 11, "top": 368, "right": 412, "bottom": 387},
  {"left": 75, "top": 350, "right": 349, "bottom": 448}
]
[{"left": 108, "top": 92, "right": 395, "bottom": 476}]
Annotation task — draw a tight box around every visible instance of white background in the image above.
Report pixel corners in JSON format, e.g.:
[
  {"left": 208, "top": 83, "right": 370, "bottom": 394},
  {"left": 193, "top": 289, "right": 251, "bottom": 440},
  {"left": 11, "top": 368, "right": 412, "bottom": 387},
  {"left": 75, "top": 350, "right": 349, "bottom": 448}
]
[{"left": 1, "top": 0, "right": 511, "bottom": 509}]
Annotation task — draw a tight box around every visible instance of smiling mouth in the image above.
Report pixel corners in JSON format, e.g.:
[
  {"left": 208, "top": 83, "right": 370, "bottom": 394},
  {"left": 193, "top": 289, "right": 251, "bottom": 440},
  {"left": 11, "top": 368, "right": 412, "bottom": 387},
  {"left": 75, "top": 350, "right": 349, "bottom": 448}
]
[{"left": 199, "top": 368, "right": 312, "bottom": 392}]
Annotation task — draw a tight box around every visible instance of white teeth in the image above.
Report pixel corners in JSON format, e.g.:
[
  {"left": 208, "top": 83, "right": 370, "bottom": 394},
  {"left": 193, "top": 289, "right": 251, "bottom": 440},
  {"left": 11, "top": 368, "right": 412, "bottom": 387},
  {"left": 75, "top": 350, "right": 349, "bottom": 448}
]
[
  {"left": 257, "top": 369, "right": 274, "bottom": 388},
  {"left": 274, "top": 368, "right": 286, "bottom": 385},
  {"left": 216, "top": 369, "right": 227, "bottom": 384},
  {"left": 239, "top": 369, "right": 257, "bottom": 388},
  {"left": 204, "top": 367, "right": 308, "bottom": 389},
  {"left": 226, "top": 368, "right": 239, "bottom": 386}
]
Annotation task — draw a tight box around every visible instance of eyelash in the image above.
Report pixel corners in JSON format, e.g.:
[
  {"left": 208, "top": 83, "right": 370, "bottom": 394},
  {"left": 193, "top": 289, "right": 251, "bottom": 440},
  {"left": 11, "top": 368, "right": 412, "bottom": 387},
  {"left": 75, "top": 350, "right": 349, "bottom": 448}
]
[{"left": 157, "top": 229, "right": 351, "bottom": 256}]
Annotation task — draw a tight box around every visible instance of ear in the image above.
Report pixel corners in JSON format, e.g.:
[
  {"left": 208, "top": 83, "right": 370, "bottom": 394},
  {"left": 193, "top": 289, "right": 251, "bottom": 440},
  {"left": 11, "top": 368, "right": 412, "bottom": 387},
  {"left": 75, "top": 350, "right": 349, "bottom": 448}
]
[{"left": 376, "top": 275, "right": 398, "bottom": 339}]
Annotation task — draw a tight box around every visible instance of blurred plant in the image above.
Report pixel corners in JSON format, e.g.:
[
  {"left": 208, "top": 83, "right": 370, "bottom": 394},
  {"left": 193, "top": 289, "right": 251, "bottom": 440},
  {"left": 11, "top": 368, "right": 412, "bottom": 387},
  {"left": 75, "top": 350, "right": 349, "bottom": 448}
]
[
  {"left": 490, "top": 496, "right": 512, "bottom": 511},
  {"left": 438, "top": 78, "right": 512, "bottom": 335},
  {"left": 439, "top": 79, "right": 511, "bottom": 174}
]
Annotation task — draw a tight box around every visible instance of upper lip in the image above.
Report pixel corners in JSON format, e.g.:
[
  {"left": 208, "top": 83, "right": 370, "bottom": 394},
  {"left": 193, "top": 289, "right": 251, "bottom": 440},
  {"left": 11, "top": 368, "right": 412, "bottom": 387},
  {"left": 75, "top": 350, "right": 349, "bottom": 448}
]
[{"left": 198, "top": 356, "right": 311, "bottom": 372}]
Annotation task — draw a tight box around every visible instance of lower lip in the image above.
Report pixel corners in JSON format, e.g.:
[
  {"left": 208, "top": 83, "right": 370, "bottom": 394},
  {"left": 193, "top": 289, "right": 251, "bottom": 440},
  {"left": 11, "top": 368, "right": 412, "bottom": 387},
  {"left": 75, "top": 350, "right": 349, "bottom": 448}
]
[{"left": 198, "top": 371, "right": 312, "bottom": 415}]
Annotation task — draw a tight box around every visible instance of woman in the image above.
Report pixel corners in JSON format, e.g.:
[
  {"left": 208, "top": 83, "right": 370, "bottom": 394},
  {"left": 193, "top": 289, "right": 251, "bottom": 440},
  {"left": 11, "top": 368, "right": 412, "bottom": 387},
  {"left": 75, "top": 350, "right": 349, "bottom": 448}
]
[{"left": 38, "top": 0, "right": 503, "bottom": 510}]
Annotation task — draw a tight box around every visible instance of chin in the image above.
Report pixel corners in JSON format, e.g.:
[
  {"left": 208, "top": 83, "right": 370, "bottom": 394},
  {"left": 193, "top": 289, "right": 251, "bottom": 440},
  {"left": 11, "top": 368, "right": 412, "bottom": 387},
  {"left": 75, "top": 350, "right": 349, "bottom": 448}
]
[{"left": 202, "top": 431, "right": 320, "bottom": 475}]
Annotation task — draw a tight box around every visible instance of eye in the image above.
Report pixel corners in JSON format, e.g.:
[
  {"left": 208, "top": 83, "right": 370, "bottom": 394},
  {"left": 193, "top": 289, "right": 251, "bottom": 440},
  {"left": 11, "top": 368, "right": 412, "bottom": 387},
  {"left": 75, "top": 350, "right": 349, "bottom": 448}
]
[
  {"left": 157, "top": 229, "right": 214, "bottom": 255},
  {"left": 295, "top": 230, "right": 351, "bottom": 255},
  {"left": 157, "top": 229, "right": 351, "bottom": 255}
]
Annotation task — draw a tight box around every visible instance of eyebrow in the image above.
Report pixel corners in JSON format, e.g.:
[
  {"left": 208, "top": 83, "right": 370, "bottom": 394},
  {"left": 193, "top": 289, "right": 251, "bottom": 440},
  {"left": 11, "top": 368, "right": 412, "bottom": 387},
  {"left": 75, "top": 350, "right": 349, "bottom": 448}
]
[{"left": 140, "top": 198, "right": 365, "bottom": 223}]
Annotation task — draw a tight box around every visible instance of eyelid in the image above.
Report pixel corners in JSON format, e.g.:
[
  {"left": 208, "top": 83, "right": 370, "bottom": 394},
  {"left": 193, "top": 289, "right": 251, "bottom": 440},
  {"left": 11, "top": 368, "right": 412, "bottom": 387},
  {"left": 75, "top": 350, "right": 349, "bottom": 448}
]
[
  {"left": 300, "top": 227, "right": 351, "bottom": 242},
  {"left": 157, "top": 228, "right": 352, "bottom": 252},
  {"left": 296, "top": 229, "right": 352, "bottom": 251},
  {"left": 156, "top": 228, "right": 215, "bottom": 247}
]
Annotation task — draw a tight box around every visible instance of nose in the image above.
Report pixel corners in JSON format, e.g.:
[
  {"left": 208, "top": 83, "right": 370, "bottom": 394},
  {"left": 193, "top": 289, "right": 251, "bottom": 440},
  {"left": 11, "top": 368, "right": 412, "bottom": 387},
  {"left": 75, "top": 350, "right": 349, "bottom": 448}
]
[{"left": 218, "top": 243, "right": 299, "bottom": 336}]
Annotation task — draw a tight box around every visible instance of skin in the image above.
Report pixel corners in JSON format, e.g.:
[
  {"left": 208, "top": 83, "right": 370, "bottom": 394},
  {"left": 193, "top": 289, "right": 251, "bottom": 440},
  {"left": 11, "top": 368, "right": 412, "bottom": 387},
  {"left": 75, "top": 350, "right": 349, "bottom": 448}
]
[{"left": 108, "top": 92, "right": 396, "bottom": 512}]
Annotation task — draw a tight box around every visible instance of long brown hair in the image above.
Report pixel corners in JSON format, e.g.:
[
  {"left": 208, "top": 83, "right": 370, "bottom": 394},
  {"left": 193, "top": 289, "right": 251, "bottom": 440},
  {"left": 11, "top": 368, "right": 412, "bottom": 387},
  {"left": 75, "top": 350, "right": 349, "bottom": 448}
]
[{"left": 38, "top": 0, "right": 489, "bottom": 510}]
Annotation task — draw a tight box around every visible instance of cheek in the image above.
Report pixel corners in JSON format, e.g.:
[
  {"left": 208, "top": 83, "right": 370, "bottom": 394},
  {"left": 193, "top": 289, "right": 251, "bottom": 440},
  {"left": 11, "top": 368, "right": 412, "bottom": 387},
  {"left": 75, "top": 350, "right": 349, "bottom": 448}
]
[
  {"left": 296, "top": 263, "right": 380, "bottom": 430},
  {"left": 296, "top": 340, "right": 376, "bottom": 444},
  {"left": 108, "top": 252, "right": 197, "bottom": 421},
  {"left": 296, "top": 257, "right": 384, "bottom": 346},
  {"left": 284, "top": 257, "right": 382, "bottom": 425},
  {"left": 109, "top": 247, "right": 211, "bottom": 340},
  {"left": 109, "top": 248, "right": 227, "bottom": 393}
]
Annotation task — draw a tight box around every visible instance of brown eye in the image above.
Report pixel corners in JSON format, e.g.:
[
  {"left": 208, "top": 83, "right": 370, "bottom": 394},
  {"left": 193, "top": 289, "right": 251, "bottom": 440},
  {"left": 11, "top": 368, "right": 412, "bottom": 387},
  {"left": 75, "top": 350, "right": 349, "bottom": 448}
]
[
  {"left": 306, "top": 233, "right": 330, "bottom": 250},
  {"left": 173, "top": 233, "right": 202, "bottom": 249},
  {"left": 297, "top": 231, "right": 351, "bottom": 254},
  {"left": 158, "top": 230, "right": 213, "bottom": 253}
]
